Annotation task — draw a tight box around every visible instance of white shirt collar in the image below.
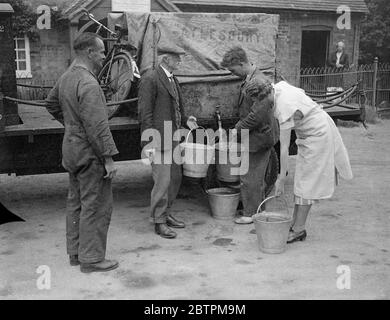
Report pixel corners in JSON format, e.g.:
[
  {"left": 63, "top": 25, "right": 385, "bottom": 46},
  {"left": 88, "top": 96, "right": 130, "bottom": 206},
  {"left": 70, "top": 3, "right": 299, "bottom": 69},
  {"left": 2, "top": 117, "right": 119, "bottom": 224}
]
[
  {"left": 160, "top": 65, "right": 173, "bottom": 79},
  {"left": 336, "top": 52, "right": 342, "bottom": 64}
]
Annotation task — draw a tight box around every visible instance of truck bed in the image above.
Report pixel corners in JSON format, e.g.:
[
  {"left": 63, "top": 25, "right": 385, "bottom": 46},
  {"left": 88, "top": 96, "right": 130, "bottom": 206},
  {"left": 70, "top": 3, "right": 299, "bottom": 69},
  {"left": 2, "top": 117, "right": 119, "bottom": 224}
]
[
  {"left": 322, "top": 102, "right": 362, "bottom": 119},
  {"left": 0, "top": 104, "right": 141, "bottom": 175},
  {"left": 0, "top": 104, "right": 139, "bottom": 137},
  {"left": 1, "top": 102, "right": 361, "bottom": 138}
]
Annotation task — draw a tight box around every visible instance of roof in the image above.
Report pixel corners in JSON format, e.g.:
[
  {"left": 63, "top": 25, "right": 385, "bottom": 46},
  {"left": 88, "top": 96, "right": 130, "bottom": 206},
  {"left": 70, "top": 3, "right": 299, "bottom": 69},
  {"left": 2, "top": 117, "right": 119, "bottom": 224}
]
[
  {"left": 170, "top": 0, "right": 369, "bottom": 13},
  {"left": 62, "top": 0, "right": 101, "bottom": 20},
  {"left": 155, "top": 0, "right": 181, "bottom": 12},
  {"left": 0, "top": 3, "right": 14, "bottom": 13},
  {"left": 62, "top": 0, "right": 181, "bottom": 20}
]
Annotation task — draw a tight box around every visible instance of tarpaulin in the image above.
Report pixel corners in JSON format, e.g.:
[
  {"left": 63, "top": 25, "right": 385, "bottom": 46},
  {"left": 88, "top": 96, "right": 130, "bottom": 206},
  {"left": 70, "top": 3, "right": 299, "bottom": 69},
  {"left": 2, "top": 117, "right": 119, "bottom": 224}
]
[{"left": 108, "top": 12, "right": 279, "bottom": 76}]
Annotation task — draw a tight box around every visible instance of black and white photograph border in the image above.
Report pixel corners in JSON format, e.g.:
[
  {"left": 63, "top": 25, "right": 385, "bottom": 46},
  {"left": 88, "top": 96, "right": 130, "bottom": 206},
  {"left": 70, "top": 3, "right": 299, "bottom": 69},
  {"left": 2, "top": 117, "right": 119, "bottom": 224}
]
[{"left": 0, "top": 0, "right": 389, "bottom": 300}]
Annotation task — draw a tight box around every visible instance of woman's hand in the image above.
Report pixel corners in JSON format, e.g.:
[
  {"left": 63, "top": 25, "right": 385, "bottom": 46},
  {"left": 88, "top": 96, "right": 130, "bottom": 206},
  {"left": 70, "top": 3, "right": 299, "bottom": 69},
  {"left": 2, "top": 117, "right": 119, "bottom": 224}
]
[
  {"left": 274, "top": 177, "right": 285, "bottom": 196},
  {"left": 186, "top": 116, "right": 198, "bottom": 130}
]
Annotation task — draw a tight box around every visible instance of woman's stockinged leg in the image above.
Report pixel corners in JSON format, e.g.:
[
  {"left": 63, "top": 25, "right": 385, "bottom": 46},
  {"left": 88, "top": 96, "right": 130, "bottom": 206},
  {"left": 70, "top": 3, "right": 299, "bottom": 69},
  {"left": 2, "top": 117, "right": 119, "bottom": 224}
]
[
  {"left": 287, "top": 204, "right": 311, "bottom": 243},
  {"left": 291, "top": 204, "right": 311, "bottom": 232}
]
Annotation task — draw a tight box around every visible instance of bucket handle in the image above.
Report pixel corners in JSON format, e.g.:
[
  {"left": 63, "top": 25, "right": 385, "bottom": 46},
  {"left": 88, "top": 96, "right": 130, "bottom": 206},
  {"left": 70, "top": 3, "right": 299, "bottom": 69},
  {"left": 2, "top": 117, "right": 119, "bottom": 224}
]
[
  {"left": 185, "top": 126, "right": 211, "bottom": 146},
  {"left": 256, "top": 195, "right": 289, "bottom": 215}
]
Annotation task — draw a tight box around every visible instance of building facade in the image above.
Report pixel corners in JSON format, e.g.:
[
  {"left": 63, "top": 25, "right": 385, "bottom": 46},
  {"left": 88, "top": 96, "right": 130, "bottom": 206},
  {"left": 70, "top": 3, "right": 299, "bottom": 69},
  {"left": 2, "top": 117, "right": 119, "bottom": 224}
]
[{"left": 15, "top": 0, "right": 368, "bottom": 86}]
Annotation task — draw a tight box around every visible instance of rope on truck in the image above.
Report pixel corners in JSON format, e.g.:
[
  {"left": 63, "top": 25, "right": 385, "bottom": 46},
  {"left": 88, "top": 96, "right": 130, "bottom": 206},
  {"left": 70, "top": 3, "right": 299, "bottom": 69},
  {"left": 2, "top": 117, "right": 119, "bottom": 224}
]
[
  {"left": 314, "top": 85, "right": 358, "bottom": 104},
  {"left": 321, "top": 86, "right": 358, "bottom": 109},
  {"left": 16, "top": 83, "right": 53, "bottom": 89},
  {"left": 3, "top": 96, "right": 139, "bottom": 107}
]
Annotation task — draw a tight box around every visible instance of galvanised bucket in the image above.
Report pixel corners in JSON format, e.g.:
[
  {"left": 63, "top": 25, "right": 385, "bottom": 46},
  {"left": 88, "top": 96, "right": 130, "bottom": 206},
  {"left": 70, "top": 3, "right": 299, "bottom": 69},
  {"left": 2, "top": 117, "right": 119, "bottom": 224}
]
[
  {"left": 207, "top": 187, "right": 240, "bottom": 220},
  {"left": 253, "top": 196, "right": 292, "bottom": 254}
]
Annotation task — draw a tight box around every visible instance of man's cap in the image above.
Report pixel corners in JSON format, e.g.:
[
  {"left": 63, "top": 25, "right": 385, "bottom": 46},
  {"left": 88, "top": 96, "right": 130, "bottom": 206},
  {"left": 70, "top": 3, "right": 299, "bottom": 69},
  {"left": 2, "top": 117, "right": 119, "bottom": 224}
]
[{"left": 157, "top": 44, "right": 186, "bottom": 56}]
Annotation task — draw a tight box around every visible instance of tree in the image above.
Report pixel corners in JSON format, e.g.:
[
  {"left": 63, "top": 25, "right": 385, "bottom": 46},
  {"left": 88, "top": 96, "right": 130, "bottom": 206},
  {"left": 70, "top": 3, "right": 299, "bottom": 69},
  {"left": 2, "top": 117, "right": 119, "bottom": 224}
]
[
  {"left": 359, "top": 0, "right": 390, "bottom": 64},
  {"left": 0, "top": 0, "right": 37, "bottom": 37}
]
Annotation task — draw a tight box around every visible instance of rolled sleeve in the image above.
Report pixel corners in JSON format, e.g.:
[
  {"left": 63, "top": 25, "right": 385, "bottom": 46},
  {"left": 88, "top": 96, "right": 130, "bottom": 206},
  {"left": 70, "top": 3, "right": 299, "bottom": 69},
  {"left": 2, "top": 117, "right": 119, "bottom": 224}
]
[
  {"left": 78, "top": 81, "right": 119, "bottom": 158},
  {"left": 279, "top": 117, "right": 295, "bottom": 130},
  {"left": 236, "top": 99, "right": 270, "bottom": 131}
]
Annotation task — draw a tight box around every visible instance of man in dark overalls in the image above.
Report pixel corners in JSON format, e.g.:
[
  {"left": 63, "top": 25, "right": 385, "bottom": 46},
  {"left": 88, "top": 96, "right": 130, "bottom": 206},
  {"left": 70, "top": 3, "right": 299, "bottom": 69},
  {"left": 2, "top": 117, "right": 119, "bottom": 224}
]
[
  {"left": 45, "top": 33, "right": 119, "bottom": 273},
  {"left": 221, "top": 46, "right": 279, "bottom": 224}
]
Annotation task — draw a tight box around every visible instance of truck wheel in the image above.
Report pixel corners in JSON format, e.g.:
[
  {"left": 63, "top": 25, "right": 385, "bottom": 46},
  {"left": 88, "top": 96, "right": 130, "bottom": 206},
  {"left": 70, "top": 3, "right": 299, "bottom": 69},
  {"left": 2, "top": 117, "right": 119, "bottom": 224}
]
[{"left": 265, "top": 147, "right": 279, "bottom": 196}]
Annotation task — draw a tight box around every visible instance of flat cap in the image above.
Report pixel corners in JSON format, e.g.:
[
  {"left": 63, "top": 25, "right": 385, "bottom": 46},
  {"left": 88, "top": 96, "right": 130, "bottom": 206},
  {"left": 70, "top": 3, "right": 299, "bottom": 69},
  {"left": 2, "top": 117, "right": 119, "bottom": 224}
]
[{"left": 157, "top": 44, "right": 186, "bottom": 56}]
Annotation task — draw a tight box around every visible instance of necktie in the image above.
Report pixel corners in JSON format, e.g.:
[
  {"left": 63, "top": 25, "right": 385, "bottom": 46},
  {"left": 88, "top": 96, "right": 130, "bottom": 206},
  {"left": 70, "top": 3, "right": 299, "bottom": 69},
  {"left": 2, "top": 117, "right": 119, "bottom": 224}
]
[
  {"left": 169, "top": 76, "right": 181, "bottom": 128},
  {"left": 169, "top": 76, "right": 178, "bottom": 99}
]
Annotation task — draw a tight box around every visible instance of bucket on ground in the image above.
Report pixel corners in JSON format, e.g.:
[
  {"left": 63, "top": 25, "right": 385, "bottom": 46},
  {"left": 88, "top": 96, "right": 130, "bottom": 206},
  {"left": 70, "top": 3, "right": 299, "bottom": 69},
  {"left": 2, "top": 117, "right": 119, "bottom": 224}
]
[
  {"left": 207, "top": 187, "right": 240, "bottom": 220},
  {"left": 215, "top": 142, "right": 242, "bottom": 183},
  {"left": 180, "top": 127, "right": 215, "bottom": 178},
  {"left": 253, "top": 196, "right": 292, "bottom": 254}
]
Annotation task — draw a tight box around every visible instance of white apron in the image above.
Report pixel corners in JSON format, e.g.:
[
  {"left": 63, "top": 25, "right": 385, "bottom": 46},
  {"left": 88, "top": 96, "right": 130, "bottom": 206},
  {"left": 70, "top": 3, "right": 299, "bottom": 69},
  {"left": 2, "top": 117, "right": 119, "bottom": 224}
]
[
  {"left": 294, "top": 108, "right": 353, "bottom": 199},
  {"left": 274, "top": 81, "right": 353, "bottom": 200}
]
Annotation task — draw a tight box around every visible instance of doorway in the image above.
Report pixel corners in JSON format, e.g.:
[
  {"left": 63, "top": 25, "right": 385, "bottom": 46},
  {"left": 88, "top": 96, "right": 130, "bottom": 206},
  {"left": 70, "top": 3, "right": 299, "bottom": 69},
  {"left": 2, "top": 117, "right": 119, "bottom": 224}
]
[{"left": 300, "top": 30, "right": 330, "bottom": 68}]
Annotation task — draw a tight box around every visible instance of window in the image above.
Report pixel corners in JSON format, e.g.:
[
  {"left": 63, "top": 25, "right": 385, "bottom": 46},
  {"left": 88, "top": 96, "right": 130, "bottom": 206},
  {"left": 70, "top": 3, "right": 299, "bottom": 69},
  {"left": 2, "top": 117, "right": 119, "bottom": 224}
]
[{"left": 14, "top": 35, "right": 32, "bottom": 78}]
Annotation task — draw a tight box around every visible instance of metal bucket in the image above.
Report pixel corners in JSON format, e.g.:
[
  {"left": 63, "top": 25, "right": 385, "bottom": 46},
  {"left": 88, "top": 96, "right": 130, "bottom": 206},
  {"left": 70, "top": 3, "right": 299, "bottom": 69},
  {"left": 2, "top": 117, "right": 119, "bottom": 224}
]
[
  {"left": 215, "top": 142, "right": 242, "bottom": 183},
  {"left": 180, "top": 127, "right": 215, "bottom": 178},
  {"left": 253, "top": 196, "right": 292, "bottom": 254},
  {"left": 207, "top": 187, "right": 240, "bottom": 220}
]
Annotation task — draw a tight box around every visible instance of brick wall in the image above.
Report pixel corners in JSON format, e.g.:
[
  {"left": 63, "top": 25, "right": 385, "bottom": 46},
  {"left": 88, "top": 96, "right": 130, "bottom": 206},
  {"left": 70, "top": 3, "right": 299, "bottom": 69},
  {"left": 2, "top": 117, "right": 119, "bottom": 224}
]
[
  {"left": 25, "top": 2, "right": 365, "bottom": 86},
  {"left": 275, "top": 11, "right": 364, "bottom": 85},
  {"left": 28, "top": 27, "right": 71, "bottom": 82}
]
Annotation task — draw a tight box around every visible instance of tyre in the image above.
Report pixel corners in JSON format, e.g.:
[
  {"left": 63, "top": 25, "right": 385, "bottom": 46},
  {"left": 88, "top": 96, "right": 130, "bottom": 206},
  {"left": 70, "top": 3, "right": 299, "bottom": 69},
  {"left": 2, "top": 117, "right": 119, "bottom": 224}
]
[{"left": 98, "top": 53, "right": 134, "bottom": 119}]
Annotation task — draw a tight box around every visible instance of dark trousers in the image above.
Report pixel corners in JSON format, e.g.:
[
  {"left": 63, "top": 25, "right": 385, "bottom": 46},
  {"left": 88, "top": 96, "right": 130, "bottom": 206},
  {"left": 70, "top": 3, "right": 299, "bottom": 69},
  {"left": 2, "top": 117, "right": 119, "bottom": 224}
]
[
  {"left": 150, "top": 149, "right": 182, "bottom": 224},
  {"left": 66, "top": 161, "right": 113, "bottom": 264},
  {"left": 240, "top": 149, "right": 271, "bottom": 217}
]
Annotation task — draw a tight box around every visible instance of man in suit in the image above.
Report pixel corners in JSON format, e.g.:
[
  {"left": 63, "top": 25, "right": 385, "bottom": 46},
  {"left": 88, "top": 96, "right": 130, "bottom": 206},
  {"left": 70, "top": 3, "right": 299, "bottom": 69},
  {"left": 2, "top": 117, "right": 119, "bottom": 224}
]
[
  {"left": 221, "top": 46, "right": 279, "bottom": 224},
  {"left": 327, "top": 41, "right": 350, "bottom": 70},
  {"left": 45, "top": 32, "right": 119, "bottom": 273},
  {"left": 327, "top": 41, "right": 350, "bottom": 89},
  {"left": 138, "top": 45, "right": 198, "bottom": 239}
]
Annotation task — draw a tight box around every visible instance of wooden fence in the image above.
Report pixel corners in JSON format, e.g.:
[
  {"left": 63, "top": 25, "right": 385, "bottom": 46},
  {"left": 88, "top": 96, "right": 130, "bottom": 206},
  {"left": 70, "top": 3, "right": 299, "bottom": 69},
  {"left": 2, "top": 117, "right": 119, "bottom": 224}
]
[{"left": 16, "top": 75, "right": 59, "bottom": 101}]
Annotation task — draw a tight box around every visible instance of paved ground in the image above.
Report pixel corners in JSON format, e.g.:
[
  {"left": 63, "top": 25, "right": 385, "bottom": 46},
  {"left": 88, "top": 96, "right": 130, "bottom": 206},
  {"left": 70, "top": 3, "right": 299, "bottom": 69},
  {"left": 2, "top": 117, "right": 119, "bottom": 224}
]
[{"left": 0, "top": 120, "right": 389, "bottom": 300}]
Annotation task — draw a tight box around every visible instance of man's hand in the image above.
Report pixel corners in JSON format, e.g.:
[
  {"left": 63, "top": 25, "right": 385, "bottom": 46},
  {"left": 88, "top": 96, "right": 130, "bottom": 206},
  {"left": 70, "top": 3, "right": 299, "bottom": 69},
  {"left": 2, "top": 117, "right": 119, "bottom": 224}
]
[
  {"left": 103, "top": 156, "right": 117, "bottom": 179},
  {"left": 274, "top": 177, "right": 285, "bottom": 196},
  {"left": 187, "top": 116, "right": 198, "bottom": 130}
]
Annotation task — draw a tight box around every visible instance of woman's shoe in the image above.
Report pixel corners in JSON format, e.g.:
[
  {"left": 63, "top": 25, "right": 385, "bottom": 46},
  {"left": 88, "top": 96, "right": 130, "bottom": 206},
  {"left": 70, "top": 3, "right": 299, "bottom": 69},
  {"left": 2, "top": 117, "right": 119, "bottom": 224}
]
[{"left": 287, "top": 230, "right": 307, "bottom": 243}]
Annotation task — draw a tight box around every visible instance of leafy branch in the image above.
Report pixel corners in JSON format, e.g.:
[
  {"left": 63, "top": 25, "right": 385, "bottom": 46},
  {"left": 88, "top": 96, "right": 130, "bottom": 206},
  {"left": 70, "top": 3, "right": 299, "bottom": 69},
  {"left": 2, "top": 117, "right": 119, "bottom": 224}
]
[{"left": 0, "top": 0, "right": 68, "bottom": 39}]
